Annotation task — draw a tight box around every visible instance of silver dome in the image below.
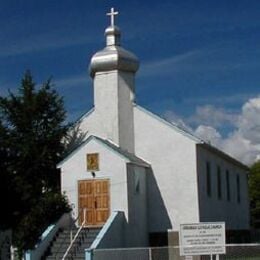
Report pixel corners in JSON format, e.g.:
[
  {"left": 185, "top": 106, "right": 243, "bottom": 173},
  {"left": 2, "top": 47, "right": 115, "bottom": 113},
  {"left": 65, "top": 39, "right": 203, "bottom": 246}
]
[{"left": 89, "top": 26, "right": 139, "bottom": 78}]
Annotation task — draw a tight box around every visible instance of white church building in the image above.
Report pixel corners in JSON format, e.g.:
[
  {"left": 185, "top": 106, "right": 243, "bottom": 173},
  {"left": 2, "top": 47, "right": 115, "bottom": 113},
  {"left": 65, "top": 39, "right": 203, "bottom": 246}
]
[{"left": 58, "top": 9, "right": 250, "bottom": 248}]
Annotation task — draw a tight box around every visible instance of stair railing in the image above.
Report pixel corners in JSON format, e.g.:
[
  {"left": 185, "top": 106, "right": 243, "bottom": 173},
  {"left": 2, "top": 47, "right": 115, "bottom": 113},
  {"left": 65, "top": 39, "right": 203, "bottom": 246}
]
[
  {"left": 69, "top": 208, "right": 82, "bottom": 243},
  {"left": 62, "top": 208, "right": 87, "bottom": 260}
]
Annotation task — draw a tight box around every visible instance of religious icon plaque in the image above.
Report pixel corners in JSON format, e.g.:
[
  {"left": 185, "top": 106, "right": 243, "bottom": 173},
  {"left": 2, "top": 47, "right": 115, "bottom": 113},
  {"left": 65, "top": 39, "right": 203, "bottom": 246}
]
[{"left": 87, "top": 153, "right": 99, "bottom": 171}]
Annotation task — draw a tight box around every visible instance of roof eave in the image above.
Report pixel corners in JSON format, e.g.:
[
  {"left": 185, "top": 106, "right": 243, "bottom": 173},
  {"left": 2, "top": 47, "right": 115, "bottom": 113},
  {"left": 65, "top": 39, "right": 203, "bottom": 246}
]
[{"left": 197, "top": 143, "right": 249, "bottom": 171}]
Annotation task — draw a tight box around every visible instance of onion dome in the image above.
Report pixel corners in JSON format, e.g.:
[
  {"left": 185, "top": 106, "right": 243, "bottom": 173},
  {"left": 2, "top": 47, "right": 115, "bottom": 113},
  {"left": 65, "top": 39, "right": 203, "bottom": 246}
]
[{"left": 89, "top": 22, "right": 139, "bottom": 78}]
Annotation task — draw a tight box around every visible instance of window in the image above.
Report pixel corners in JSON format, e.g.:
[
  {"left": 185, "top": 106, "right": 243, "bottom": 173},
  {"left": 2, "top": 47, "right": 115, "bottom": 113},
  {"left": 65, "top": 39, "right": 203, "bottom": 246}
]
[
  {"left": 236, "top": 174, "right": 241, "bottom": 203},
  {"left": 226, "top": 170, "right": 230, "bottom": 201},
  {"left": 206, "top": 161, "right": 211, "bottom": 197},
  {"left": 135, "top": 173, "right": 140, "bottom": 194},
  {"left": 217, "top": 166, "right": 222, "bottom": 200}
]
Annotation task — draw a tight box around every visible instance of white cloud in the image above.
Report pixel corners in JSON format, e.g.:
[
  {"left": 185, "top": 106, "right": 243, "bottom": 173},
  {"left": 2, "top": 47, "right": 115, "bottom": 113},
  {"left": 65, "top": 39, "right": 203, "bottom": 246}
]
[
  {"left": 189, "top": 104, "right": 238, "bottom": 128},
  {"left": 237, "top": 97, "right": 260, "bottom": 143},
  {"left": 193, "top": 96, "right": 260, "bottom": 165},
  {"left": 164, "top": 110, "right": 194, "bottom": 133},
  {"left": 194, "top": 125, "right": 222, "bottom": 146},
  {"left": 140, "top": 50, "right": 202, "bottom": 77},
  {"left": 165, "top": 96, "right": 260, "bottom": 165},
  {"left": 221, "top": 131, "right": 259, "bottom": 165}
]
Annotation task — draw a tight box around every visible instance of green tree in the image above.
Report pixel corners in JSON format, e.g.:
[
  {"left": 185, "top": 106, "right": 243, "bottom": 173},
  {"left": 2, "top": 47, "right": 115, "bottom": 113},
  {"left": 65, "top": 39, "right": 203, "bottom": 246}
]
[
  {"left": 0, "top": 119, "right": 14, "bottom": 230},
  {"left": 0, "top": 71, "right": 71, "bottom": 255},
  {"left": 249, "top": 160, "right": 260, "bottom": 228}
]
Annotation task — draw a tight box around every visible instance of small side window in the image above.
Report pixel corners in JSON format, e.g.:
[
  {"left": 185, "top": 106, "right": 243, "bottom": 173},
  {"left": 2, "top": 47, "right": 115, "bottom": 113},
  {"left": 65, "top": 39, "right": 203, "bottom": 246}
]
[
  {"left": 236, "top": 174, "right": 241, "bottom": 203},
  {"left": 135, "top": 174, "right": 140, "bottom": 194},
  {"left": 217, "top": 166, "right": 222, "bottom": 200},
  {"left": 226, "top": 170, "right": 230, "bottom": 201},
  {"left": 206, "top": 161, "right": 211, "bottom": 197}
]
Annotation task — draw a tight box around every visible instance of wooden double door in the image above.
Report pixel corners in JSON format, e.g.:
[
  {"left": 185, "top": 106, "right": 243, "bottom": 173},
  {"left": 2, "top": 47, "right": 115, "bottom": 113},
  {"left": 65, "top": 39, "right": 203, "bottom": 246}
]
[{"left": 78, "top": 179, "right": 110, "bottom": 227}]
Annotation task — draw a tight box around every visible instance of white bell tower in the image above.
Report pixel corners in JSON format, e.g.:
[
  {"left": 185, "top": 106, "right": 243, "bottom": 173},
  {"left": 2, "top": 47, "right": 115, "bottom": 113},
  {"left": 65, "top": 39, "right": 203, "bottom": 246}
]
[{"left": 89, "top": 8, "right": 139, "bottom": 153}]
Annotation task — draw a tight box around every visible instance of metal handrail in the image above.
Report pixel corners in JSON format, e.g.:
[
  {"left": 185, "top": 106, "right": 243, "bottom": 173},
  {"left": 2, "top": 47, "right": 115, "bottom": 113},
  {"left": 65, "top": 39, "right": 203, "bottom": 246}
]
[
  {"left": 62, "top": 208, "right": 87, "bottom": 260},
  {"left": 69, "top": 209, "right": 82, "bottom": 242}
]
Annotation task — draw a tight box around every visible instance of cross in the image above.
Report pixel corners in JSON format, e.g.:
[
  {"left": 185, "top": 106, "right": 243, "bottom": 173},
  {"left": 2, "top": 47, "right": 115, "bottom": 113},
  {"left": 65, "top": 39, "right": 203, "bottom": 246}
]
[{"left": 106, "top": 7, "right": 119, "bottom": 26}]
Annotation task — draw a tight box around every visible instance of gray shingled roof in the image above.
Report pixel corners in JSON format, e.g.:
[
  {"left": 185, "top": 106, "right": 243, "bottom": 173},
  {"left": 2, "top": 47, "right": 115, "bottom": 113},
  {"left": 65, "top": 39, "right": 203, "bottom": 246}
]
[
  {"left": 93, "top": 136, "right": 150, "bottom": 167},
  {"left": 57, "top": 135, "right": 150, "bottom": 168}
]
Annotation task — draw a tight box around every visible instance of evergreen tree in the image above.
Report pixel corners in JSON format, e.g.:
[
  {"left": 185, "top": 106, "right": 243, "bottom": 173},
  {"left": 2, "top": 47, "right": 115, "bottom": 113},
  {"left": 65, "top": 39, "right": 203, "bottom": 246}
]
[
  {"left": 0, "top": 119, "right": 14, "bottom": 230},
  {"left": 0, "top": 71, "right": 71, "bottom": 254}
]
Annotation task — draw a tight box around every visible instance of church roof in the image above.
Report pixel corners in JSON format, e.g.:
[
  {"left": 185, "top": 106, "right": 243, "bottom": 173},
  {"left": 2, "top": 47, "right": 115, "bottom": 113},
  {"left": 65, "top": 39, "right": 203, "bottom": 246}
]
[
  {"left": 94, "top": 136, "right": 150, "bottom": 167},
  {"left": 134, "top": 104, "right": 203, "bottom": 143},
  {"left": 68, "top": 105, "right": 248, "bottom": 170},
  {"left": 134, "top": 105, "right": 248, "bottom": 169},
  {"left": 89, "top": 44, "right": 139, "bottom": 78},
  {"left": 198, "top": 143, "right": 249, "bottom": 171},
  {"left": 57, "top": 135, "right": 150, "bottom": 168}
]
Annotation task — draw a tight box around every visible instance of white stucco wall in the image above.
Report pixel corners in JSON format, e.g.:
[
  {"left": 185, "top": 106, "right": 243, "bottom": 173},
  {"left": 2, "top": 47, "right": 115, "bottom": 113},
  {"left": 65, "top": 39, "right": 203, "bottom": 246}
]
[
  {"left": 117, "top": 72, "right": 135, "bottom": 153},
  {"left": 94, "top": 71, "right": 120, "bottom": 145},
  {"left": 60, "top": 138, "right": 129, "bottom": 221},
  {"left": 196, "top": 145, "right": 250, "bottom": 230},
  {"left": 60, "top": 138, "right": 149, "bottom": 246},
  {"left": 75, "top": 104, "right": 250, "bottom": 235},
  {"left": 90, "top": 70, "right": 135, "bottom": 153},
  {"left": 133, "top": 106, "right": 200, "bottom": 232}
]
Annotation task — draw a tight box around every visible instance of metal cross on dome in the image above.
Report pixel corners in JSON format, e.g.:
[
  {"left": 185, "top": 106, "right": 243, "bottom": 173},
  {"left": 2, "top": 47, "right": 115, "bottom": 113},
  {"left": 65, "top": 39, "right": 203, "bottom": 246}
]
[{"left": 106, "top": 7, "right": 119, "bottom": 26}]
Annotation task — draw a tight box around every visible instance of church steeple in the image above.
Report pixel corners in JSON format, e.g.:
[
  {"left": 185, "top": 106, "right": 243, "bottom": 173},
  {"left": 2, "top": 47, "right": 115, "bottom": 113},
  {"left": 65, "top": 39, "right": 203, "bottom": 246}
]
[
  {"left": 106, "top": 7, "right": 118, "bottom": 27},
  {"left": 105, "top": 25, "right": 121, "bottom": 46},
  {"left": 89, "top": 8, "right": 139, "bottom": 79},
  {"left": 105, "top": 7, "right": 120, "bottom": 46},
  {"left": 89, "top": 8, "right": 138, "bottom": 153}
]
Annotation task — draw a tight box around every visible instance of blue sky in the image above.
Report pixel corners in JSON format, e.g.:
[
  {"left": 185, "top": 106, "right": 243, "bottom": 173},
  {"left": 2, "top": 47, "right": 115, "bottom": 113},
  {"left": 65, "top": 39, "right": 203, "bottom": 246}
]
[{"left": 1, "top": 0, "right": 260, "bottom": 164}]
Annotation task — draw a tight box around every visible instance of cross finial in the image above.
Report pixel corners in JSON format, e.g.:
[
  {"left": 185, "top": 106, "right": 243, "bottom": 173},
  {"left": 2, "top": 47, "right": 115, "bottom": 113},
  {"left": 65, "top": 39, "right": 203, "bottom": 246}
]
[{"left": 106, "top": 7, "right": 119, "bottom": 26}]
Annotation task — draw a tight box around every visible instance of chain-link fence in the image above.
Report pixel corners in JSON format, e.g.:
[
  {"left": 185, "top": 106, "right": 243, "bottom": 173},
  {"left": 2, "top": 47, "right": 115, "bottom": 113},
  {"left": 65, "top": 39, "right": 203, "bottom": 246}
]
[{"left": 92, "top": 244, "right": 260, "bottom": 260}]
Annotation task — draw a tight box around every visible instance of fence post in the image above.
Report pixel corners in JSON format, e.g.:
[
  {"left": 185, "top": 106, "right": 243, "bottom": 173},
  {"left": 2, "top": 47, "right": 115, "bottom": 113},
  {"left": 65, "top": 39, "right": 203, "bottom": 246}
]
[
  {"left": 85, "top": 249, "right": 93, "bottom": 260},
  {"left": 148, "top": 248, "right": 152, "bottom": 260}
]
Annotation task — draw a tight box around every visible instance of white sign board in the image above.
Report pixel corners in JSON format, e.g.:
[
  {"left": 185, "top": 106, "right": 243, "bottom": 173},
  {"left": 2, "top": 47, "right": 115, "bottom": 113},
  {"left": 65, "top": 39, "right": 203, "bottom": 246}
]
[{"left": 179, "top": 222, "right": 226, "bottom": 256}]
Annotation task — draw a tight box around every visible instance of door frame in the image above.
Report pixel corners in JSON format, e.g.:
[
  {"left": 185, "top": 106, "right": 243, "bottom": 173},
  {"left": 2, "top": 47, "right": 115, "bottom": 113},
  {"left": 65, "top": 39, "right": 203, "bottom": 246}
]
[{"left": 77, "top": 178, "right": 110, "bottom": 227}]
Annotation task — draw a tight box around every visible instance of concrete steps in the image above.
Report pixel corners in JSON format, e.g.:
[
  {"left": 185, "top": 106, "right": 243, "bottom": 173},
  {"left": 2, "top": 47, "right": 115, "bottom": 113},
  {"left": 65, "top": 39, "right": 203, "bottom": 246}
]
[{"left": 43, "top": 228, "right": 101, "bottom": 260}]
